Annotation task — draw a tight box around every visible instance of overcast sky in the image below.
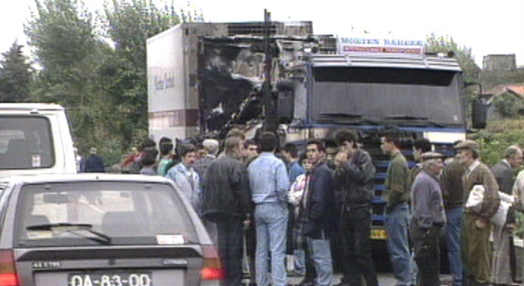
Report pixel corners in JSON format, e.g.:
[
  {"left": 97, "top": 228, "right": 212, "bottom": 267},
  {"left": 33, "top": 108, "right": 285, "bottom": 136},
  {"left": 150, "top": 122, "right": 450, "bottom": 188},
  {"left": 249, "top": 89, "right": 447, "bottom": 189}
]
[{"left": 2, "top": 0, "right": 524, "bottom": 66}]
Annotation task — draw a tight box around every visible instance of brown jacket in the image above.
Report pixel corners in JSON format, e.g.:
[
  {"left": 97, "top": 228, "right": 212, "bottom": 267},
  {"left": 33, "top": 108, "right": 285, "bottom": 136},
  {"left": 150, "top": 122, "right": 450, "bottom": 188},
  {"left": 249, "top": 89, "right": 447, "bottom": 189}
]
[{"left": 462, "top": 161, "right": 500, "bottom": 219}]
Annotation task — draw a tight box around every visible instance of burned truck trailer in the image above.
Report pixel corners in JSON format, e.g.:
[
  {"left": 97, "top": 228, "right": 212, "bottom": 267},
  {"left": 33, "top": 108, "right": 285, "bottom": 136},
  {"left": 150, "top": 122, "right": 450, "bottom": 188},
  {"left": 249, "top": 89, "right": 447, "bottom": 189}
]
[
  {"left": 147, "top": 21, "right": 314, "bottom": 140},
  {"left": 147, "top": 22, "right": 473, "bottom": 242}
]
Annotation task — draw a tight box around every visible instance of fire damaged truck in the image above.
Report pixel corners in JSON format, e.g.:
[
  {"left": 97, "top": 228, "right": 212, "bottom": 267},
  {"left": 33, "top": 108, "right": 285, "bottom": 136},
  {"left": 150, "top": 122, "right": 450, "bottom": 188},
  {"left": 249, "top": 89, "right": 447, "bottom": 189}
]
[{"left": 147, "top": 21, "right": 486, "bottom": 243}]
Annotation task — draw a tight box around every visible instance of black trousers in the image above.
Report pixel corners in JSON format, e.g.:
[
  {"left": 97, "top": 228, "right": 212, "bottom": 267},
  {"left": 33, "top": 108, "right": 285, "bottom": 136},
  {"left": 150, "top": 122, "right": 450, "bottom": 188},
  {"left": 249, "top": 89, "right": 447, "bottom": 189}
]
[
  {"left": 216, "top": 215, "right": 244, "bottom": 286},
  {"left": 340, "top": 206, "right": 379, "bottom": 286},
  {"left": 410, "top": 224, "right": 441, "bottom": 286}
]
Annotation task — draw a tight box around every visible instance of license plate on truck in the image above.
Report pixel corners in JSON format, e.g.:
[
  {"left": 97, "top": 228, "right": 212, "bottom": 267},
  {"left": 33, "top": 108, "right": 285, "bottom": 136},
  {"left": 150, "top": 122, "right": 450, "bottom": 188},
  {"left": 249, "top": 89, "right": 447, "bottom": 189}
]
[
  {"left": 68, "top": 271, "right": 152, "bottom": 286},
  {"left": 371, "top": 229, "right": 387, "bottom": 240}
]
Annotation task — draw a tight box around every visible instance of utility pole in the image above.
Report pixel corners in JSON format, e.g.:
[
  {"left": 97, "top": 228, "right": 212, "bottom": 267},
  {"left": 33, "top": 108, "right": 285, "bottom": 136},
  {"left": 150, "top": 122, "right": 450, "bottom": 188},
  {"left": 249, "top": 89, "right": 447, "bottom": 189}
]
[{"left": 262, "top": 9, "right": 279, "bottom": 132}]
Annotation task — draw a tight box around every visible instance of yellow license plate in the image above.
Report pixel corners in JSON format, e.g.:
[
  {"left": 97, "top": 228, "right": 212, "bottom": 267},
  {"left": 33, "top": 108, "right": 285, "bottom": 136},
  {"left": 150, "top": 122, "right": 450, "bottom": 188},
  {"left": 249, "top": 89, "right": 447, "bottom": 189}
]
[{"left": 371, "top": 229, "right": 387, "bottom": 240}]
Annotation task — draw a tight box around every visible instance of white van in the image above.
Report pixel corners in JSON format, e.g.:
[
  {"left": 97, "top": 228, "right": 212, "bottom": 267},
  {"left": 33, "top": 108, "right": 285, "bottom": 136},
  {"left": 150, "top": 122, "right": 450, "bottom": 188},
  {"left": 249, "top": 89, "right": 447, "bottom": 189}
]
[{"left": 0, "top": 103, "right": 76, "bottom": 178}]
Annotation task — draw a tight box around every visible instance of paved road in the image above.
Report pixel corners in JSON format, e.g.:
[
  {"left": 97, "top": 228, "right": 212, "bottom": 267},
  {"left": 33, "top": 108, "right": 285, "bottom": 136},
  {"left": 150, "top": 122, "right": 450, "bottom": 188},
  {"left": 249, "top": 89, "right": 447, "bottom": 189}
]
[
  {"left": 286, "top": 272, "right": 453, "bottom": 286},
  {"left": 244, "top": 256, "right": 453, "bottom": 286}
]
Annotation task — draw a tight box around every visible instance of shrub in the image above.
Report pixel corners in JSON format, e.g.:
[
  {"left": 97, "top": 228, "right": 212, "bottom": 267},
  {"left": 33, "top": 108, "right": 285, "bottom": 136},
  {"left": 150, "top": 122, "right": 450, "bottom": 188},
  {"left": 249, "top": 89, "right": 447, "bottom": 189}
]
[{"left": 491, "top": 92, "right": 522, "bottom": 118}]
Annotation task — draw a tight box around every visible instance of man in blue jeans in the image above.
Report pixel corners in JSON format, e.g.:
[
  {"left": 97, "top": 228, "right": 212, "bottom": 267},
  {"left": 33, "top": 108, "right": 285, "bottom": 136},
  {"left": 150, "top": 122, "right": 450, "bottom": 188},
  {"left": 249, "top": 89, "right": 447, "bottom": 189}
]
[
  {"left": 299, "top": 139, "right": 338, "bottom": 286},
  {"left": 440, "top": 144, "right": 466, "bottom": 286},
  {"left": 248, "top": 132, "right": 290, "bottom": 286},
  {"left": 381, "top": 133, "right": 412, "bottom": 286}
]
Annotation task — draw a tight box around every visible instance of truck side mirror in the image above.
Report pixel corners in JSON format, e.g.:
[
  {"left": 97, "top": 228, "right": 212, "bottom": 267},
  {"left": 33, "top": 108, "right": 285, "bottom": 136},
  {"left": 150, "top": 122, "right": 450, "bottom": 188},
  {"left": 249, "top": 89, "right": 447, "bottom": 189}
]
[
  {"left": 276, "top": 79, "right": 294, "bottom": 92},
  {"left": 278, "top": 91, "right": 294, "bottom": 124},
  {"left": 471, "top": 97, "right": 489, "bottom": 129},
  {"left": 276, "top": 80, "right": 295, "bottom": 123}
]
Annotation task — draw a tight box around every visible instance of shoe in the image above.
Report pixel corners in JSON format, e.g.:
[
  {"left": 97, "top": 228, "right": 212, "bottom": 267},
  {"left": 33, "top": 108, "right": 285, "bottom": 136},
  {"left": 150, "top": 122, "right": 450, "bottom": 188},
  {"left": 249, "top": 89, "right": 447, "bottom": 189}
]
[
  {"left": 297, "top": 280, "right": 315, "bottom": 286},
  {"left": 288, "top": 269, "right": 305, "bottom": 277}
]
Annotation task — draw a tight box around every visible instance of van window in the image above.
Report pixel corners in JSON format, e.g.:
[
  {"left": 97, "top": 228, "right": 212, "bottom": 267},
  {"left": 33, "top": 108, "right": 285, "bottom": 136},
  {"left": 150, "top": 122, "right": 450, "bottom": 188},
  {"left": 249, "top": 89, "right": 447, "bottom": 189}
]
[
  {"left": 0, "top": 116, "right": 55, "bottom": 169},
  {"left": 15, "top": 181, "right": 198, "bottom": 247}
]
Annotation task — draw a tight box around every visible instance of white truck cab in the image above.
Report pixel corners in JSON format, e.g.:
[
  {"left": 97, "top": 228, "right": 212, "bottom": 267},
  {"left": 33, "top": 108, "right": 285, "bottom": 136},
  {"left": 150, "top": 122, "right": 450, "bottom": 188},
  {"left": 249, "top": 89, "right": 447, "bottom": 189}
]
[{"left": 0, "top": 103, "right": 77, "bottom": 178}]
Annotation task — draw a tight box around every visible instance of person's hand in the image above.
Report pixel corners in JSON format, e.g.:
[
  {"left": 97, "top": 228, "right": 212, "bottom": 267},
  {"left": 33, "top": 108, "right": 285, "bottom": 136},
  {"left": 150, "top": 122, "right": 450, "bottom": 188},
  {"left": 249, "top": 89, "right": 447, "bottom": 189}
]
[
  {"left": 243, "top": 219, "right": 251, "bottom": 230},
  {"left": 335, "top": 152, "right": 348, "bottom": 167},
  {"left": 475, "top": 217, "right": 488, "bottom": 229}
]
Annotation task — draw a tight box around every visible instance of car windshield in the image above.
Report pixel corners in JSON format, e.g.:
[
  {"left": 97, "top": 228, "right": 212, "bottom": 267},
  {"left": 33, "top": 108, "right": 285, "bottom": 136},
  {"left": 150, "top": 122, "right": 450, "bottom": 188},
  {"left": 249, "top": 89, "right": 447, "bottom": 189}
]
[
  {"left": 0, "top": 116, "right": 55, "bottom": 169},
  {"left": 15, "top": 181, "right": 198, "bottom": 247}
]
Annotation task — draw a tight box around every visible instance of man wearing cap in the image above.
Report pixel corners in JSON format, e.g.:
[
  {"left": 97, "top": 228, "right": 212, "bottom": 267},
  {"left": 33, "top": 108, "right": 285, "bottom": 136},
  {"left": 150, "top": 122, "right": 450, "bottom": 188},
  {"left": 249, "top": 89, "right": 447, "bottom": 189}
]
[
  {"left": 490, "top": 145, "right": 523, "bottom": 286},
  {"left": 455, "top": 140, "right": 500, "bottom": 286},
  {"left": 409, "top": 138, "right": 432, "bottom": 187},
  {"left": 410, "top": 152, "right": 446, "bottom": 286}
]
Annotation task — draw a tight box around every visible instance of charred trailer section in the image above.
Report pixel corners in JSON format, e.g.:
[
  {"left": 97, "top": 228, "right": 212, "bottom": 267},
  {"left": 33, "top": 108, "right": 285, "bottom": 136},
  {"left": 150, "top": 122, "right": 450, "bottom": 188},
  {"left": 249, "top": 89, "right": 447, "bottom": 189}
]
[{"left": 147, "top": 21, "right": 313, "bottom": 141}]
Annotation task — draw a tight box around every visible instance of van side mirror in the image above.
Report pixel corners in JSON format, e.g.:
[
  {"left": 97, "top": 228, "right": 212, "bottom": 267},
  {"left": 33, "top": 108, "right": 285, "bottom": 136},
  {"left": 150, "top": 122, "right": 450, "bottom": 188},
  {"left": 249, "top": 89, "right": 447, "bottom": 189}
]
[{"left": 471, "top": 97, "right": 489, "bottom": 129}]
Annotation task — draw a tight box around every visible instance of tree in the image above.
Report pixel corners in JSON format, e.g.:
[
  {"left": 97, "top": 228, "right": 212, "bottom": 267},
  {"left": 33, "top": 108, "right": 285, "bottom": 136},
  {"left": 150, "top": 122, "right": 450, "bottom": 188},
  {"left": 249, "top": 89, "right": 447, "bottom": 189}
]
[
  {"left": 0, "top": 41, "right": 33, "bottom": 102},
  {"left": 491, "top": 92, "right": 523, "bottom": 118},
  {"left": 24, "top": 0, "right": 197, "bottom": 164},
  {"left": 25, "top": 0, "right": 111, "bottom": 153},
  {"left": 101, "top": 0, "right": 184, "bottom": 148},
  {"left": 426, "top": 34, "right": 482, "bottom": 124},
  {"left": 426, "top": 33, "right": 481, "bottom": 84},
  {"left": 25, "top": 0, "right": 101, "bottom": 104}
]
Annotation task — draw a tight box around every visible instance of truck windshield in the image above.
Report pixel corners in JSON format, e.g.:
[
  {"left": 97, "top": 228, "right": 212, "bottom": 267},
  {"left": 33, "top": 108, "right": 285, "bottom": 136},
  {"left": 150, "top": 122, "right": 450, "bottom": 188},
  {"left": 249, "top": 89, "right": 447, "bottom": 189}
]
[{"left": 311, "top": 67, "right": 465, "bottom": 128}]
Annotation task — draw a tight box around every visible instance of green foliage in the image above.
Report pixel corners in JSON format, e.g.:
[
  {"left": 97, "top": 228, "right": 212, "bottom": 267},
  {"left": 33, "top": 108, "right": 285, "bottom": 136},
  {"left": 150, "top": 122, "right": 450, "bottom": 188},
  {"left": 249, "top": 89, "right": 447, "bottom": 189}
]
[
  {"left": 514, "top": 211, "right": 524, "bottom": 239},
  {"left": 23, "top": 0, "right": 187, "bottom": 165},
  {"left": 491, "top": 92, "right": 523, "bottom": 118},
  {"left": 24, "top": 0, "right": 111, "bottom": 160},
  {"left": 425, "top": 33, "right": 481, "bottom": 83},
  {"left": 25, "top": 0, "right": 98, "bottom": 70},
  {"left": 0, "top": 41, "right": 33, "bottom": 102},
  {"left": 469, "top": 119, "right": 524, "bottom": 166},
  {"left": 425, "top": 34, "right": 482, "bottom": 123},
  {"left": 100, "top": 0, "right": 183, "bottom": 151}
]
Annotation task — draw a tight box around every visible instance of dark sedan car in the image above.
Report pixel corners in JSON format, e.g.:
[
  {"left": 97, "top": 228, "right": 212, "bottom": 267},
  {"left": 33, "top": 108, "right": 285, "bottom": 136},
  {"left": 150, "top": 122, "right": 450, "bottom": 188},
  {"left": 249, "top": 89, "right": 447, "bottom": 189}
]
[{"left": 0, "top": 174, "right": 222, "bottom": 286}]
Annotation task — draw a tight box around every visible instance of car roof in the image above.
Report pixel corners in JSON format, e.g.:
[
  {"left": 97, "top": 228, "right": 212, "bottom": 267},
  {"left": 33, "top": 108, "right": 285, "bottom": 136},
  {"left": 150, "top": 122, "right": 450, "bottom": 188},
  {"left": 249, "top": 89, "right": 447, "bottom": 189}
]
[
  {"left": 0, "top": 103, "right": 65, "bottom": 111},
  {"left": 0, "top": 174, "right": 173, "bottom": 185}
]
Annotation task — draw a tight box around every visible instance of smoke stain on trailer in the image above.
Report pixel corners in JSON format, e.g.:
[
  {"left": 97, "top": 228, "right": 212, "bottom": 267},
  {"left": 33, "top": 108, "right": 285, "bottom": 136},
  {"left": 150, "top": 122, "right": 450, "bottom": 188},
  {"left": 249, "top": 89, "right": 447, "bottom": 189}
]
[{"left": 199, "top": 39, "right": 267, "bottom": 134}]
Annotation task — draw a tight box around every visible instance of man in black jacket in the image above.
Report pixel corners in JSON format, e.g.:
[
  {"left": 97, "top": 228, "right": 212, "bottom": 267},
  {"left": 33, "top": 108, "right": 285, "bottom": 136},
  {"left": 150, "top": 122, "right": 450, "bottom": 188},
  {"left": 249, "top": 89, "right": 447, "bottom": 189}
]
[
  {"left": 299, "top": 139, "right": 338, "bottom": 286},
  {"left": 203, "top": 137, "right": 253, "bottom": 286},
  {"left": 333, "top": 129, "right": 379, "bottom": 286},
  {"left": 491, "top": 145, "right": 523, "bottom": 195}
]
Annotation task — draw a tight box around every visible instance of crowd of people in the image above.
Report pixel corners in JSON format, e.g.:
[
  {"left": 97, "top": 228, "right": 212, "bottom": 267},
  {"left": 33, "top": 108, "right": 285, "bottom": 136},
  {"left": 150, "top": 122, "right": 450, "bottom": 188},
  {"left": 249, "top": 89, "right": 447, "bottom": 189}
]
[{"left": 118, "top": 128, "right": 524, "bottom": 286}]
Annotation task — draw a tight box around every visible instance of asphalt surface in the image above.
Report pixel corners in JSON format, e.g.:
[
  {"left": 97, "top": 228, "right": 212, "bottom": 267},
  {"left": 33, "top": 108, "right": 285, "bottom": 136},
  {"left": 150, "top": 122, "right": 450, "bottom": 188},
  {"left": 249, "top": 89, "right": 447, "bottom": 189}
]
[
  {"left": 286, "top": 272, "right": 453, "bottom": 286},
  {"left": 243, "top": 256, "right": 454, "bottom": 286}
]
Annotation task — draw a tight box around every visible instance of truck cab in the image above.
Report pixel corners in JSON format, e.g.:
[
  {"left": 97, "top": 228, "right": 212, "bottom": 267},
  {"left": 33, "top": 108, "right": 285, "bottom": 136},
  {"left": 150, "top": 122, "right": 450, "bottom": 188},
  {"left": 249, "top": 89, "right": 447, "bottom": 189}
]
[{"left": 284, "top": 42, "right": 467, "bottom": 242}]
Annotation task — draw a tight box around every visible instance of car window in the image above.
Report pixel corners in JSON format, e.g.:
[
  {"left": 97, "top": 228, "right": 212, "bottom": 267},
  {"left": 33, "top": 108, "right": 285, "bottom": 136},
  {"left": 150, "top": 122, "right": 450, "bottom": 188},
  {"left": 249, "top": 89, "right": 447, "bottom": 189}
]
[
  {"left": 0, "top": 116, "right": 55, "bottom": 169},
  {"left": 15, "top": 181, "right": 198, "bottom": 247},
  {"left": 0, "top": 185, "right": 10, "bottom": 233}
]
